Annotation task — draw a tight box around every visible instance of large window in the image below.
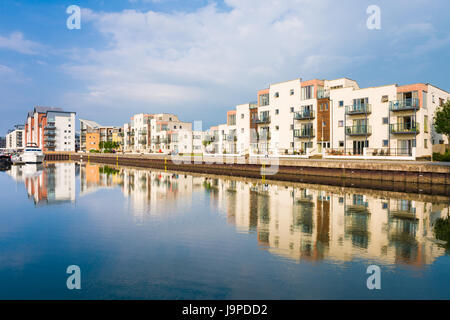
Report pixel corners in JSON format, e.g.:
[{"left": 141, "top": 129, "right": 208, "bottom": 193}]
[
  {"left": 301, "top": 86, "right": 313, "bottom": 100},
  {"left": 259, "top": 93, "right": 269, "bottom": 106}
]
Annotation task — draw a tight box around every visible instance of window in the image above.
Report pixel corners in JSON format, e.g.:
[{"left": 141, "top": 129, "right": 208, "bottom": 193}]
[
  {"left": 432, "top": 95, "right": 435, "bottom": 103},
  {"left": 275, "top": 125, "right": 279, "bottom": 130},
  {"left": 241, "top": 114, "right": 244, "bottom": 119},
  {"left": 180, "top": 126, "right": 182, "bottom": 129},
  {"left": 275, "top": 109, "right": 279, "bottom": 115},
  {"left": 241, "top": 128, "right": 244, "bottom": 133},
  {"left": 259, "top": 93, "right": 269, "bottom": 106},
  {"left": 274, "top": 92, "right": 279, "bottom": 98},
  {"left": 338, "top": 120, "right": 344, "bottom": 127},
  {"left": 339, "top": 141, "right": 344, "bottom": 147},
  {"left": 382, "top": 117, "right": 388, "bottom": 124},
  {"left": 301, "top": 85, "right": 313, "bottom": 100},
  {"left": 322, "top": 121, "right": 326, "bottom": 127},
  {"left": 290, "top": 124, "right": 294, "bottom": 130},
  {"left": 424, "top": 139, "right": 428, "bottom": 148},
  {"left": 290, "top": 89, "right": 294, "bottom": 95},
  {"left": 383, "top": 140, "right": 388, "bottom": 147},
  {"left": 290, "top": 142, "right": 294, "bottom": 147},
  {"left": 339, "top": 101, "right": 344, "bottom": 107},
  {"left": 424, "top": 115, "right": 428, "bottom": 132},
  {"left": 325, "top": 103, "right": 328, "bottom": 110},
  {"left": 290, "top": 107, "right": 294, "bottom": 112},
  {"left": 381, "top": 95, "right": 388, "bottom": 103}
]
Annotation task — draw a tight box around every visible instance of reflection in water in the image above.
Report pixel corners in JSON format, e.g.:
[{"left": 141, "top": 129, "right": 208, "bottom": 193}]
[
  {"left": 7, "top": 162, "right": 450, "bottom": 267},
  {"left": 7, "top": 163, "right": 76, "bottom": 205}
]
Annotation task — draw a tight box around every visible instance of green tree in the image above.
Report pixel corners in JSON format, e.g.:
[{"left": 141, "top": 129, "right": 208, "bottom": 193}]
[{"left": 434, "top": 100, "right": 450, "bottom": 139}]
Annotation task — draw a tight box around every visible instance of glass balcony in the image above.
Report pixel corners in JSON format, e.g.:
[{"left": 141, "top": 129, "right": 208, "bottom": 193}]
[
  {"left": 345, "top": 125, "right": 372, "bottom": 136},
  {"left": 317, "top": 89, "right": 330, "bottom": 99},
  {"left": 390, "top": 123, "right": 420, "bottom": 134},
  {"left": 254, "top": 116, "right": 271, "bottom": 124},
  {"left": 226, "top": 134, "right": 237, "bottom": 142},
  {"left": 345, "top": 104, "right": 372, "bottom": 115},
  {"left": 258, "top": 131, "right": 271, "bottom": 140},
  {"left": 44, "top": 130, "right": 56, "bottom": 136},
  {"left": 294, "top": 110, "right": 314, "bottom": 120},
  {"left": 44, "top": 136, "right": 56, "bottom": 142},
  {"left": 294, "top": 128, "right": 315, "bottom": 138},
  {"left": 389, "top": 98, "right": 420, "bottom": 111}
]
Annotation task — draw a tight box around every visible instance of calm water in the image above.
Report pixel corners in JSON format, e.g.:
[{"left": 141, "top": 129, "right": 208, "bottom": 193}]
[{"left": 0, "top": 162, "right": 449, "bottom": 299}]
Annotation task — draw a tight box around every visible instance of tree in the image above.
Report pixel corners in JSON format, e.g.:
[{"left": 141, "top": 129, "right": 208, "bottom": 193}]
[{"left": 434, "top": 100, "right": 450, "bottom": 139}]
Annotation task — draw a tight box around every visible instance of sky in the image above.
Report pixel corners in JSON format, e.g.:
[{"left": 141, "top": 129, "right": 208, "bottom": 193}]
[{"left": 0, "top": 0, "right": 449, "bottom": 134}]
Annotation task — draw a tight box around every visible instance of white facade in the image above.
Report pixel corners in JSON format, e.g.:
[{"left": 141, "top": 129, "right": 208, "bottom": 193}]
[{"left": 6, "top": 125, "right": 25, "bottom": 150}]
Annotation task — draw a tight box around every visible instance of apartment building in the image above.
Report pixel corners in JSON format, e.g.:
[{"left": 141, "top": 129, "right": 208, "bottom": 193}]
[
  {"left": 6, "top": 124, "right": 25, "bottom": 150},
  {"left": 79, "top": 119, "right": 123, "bottom": 152},
  {"left": 25, "top": 107, "right": 76, "bottom": 152},
  {"left": 329, "top": 81, "right": 449, "bottom": 158},
  {"left": 149, "top": 113, "right": 192, "bottom": 154},
  {"left": 230, "top": 78, "right": 449, "bottom": 159}
]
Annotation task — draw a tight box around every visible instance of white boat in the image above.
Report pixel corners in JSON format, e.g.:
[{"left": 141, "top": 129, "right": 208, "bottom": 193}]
[{"left": 22, "top": 146, "right": 45, "bottom": 164}]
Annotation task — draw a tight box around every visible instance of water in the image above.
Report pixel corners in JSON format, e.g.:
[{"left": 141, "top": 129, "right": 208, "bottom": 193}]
[{"left": 0, "top": 162, "right": 449, "bottom": 299}]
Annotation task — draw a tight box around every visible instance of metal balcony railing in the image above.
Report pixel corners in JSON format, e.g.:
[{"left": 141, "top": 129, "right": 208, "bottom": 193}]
[
  {"left": 345, "top": 125, "right": 372, "bottom": 135},
  {"left": 345, "top": 104, "right": 372, "bottom": 115},
  {"left": 294, "top": 110, "right": 314, "bottom": 120},
  {"left": 254, "top": 116, "right": 271, "bottom": 124},
  {"left": 294, "top": 128, "right": 315, "bottom": 138},
  {"left": 389, "top": 98, "right": 420, "bottom": 111},
  {"left": 390, "top": 122, "right": 420, "bottom": 134}
]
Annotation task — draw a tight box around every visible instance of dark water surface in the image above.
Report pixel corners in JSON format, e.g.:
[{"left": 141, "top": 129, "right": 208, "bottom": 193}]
[{"left": 0, "top": 162, "right": 449, "bottom": 299}]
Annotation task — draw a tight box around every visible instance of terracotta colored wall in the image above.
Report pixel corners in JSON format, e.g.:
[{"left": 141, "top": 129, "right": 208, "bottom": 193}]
[
  {"left": 86, "top": 132, "right": 100, "bottom": 151},
  {"left": 397, "top": 83, "right": 428, "bottom": 108},
  {"left": 317, "top": 98, "right": 330, "bottom": 142}
]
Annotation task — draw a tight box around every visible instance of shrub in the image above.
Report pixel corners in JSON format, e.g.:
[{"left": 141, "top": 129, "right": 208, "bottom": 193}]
[
  {"left": 89, "top": 149, "right": 100, "bottom": 153},
  {"left": 434, "top": 217, "right": 450, "bottom": 251},
  {"left": 433, "top": 151, "right": 450, "bottom": 162}
]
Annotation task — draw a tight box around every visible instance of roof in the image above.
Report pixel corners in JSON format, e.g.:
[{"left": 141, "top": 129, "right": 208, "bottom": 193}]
[
  {"left": 80, "top": 118, "right": 102, "bottom": 129},
  {"left": 34, "top": 106, "right": 63, "bottom": 113}
]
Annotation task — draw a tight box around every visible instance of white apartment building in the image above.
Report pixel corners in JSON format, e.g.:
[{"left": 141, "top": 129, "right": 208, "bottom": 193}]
[
  {"left": 6, "top": 124, "right": 25, "bottom": 150},
  {"left": 223, "top": 78, "right": 449, "bottom": 159},
  {"left": 25, "top": 107, "right": 76, "bottom": 152},
  {"left": 150, "top": 113, "right": 192, "bottom": 154}
]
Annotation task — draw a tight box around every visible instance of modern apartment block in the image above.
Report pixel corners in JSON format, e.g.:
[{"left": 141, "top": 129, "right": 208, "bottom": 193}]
[
  {"left": 25, "top": 107, "right": 76, "bottom": 152},
  {"left": 79, "top": 119, "right": 123, "bottom": 152},
  {"left": 211, "top": 78, "right": 449, "bottom": 159},
  {"left": 6, "top": 124, "right": 25, "bottom": 150},
  {"left": 123, "top": 113, "right": 193, "bottom": 154}
]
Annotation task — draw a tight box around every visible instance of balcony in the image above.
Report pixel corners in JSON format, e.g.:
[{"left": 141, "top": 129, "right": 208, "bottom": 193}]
[
  {"left": 258, "top": 132, "right": 271, "bottom": 141},
  {"left": 45, "top": 143, "right": 55, "bottom": 148},
  {"left": 317, "top": 89, "right": 330, "bottom": 99},
  {"left": 389, "top": 98, "right": 420, "bottom": 112},
  {"left": 139, "top": 130, "right": 147, "bottom": 135},
  {"left": 294, "top": 110, "right": 315, "bottom": 120},
  {"left": 151, "top": 138, "right": 160, "bottom": 144},
  {"left": 254, "top": 116, "right": 271, "bottom": 124},
  {"left": 345, "top": 104, "right": 372, "bottom": 115},
  {"left": 44, "top": 130, "right": 56, "bottom": 136},
  {"left": 294, "top": 128, "right": 315, "bottom": 138},
  {"left": 44, "top": 136, "right": 56, "bottom": 142},
  {"left": 345, "top": 125, "right": 372, "bottom": 136},
  {"left": 138, "top": 139, "right": 147, "bottom": 145},
  {"left": 44, "top": 125, "right": 56, "bottom": 130},
  {"left": 226, "top": 134, "right": 237, "bottom": 142},
  {"left": 390, "top": 123, "right": 419, "bottom": 134}
]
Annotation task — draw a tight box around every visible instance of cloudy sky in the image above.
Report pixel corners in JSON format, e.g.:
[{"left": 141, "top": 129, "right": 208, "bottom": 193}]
[{"left": 0, "top": 0, "right": 449, "bottom": 134}]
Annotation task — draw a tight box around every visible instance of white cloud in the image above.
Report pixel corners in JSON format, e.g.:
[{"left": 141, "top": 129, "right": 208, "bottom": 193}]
[
  {"left": 0, "top": 31, "right": 42, "bottom": 55},
  {"left": 62, "top": 0, "right": 448, "bottom": 122},
  {"left": 0, "top": 64, "right": 30, "bottom": 83}
]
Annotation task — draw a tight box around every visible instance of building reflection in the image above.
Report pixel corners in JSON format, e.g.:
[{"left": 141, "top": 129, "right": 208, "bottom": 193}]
[
  {"left": 8, "top": 161, "right": 448, "bottom": 266},
  {"left": 7, "top": 162, "right": 76, "bottom": 205},
  {"left": 78, "top": 163, "right": 448, "bottom": 266}
]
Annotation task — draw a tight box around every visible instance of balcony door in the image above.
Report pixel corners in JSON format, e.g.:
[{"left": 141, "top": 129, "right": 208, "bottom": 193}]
[{"left": 353, "top": 140, "right": 368, "bottom": 155}]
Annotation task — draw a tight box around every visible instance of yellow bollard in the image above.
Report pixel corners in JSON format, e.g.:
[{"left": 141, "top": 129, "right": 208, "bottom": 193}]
[
  {"left": 262, "top": 163, "right": 265, "bottom": 184},
  {"left": 164, "top": 157, "right": 167, "bottom": 172}
]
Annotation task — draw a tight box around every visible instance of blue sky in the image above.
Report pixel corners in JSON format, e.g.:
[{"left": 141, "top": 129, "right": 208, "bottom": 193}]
[{"left": 1, "top": 0, "right": 449, "bottom": 134}]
